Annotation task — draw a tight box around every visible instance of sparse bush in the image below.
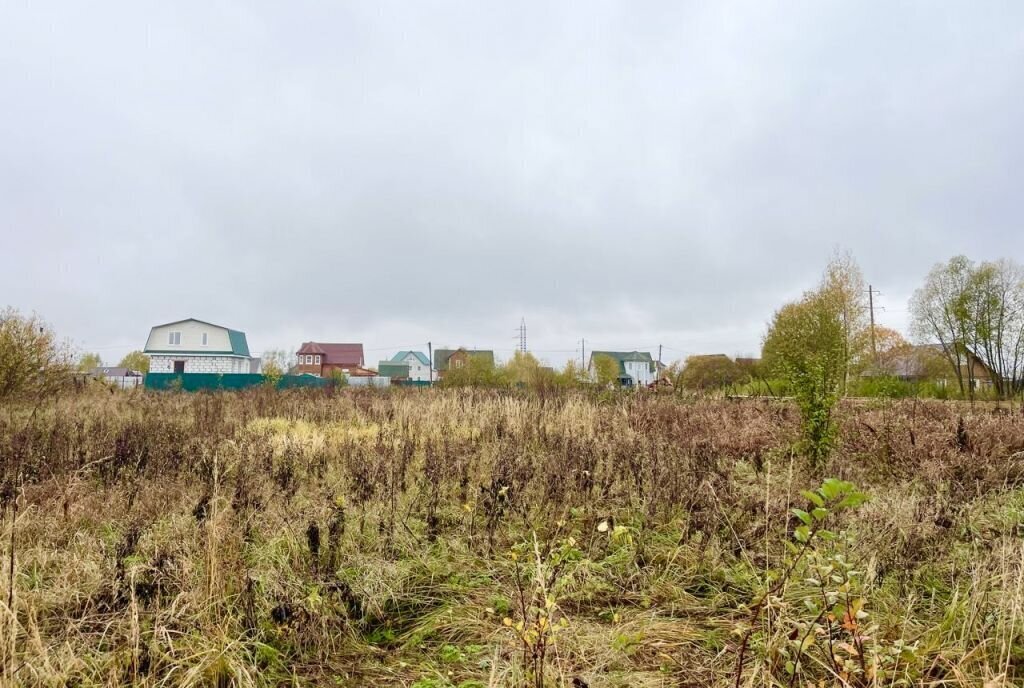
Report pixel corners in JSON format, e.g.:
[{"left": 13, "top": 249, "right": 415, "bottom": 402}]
[{"left": 0, "top": 307, "right": 72, "bottom": 401}]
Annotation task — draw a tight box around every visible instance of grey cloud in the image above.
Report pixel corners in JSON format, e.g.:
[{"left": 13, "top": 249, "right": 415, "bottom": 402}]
[{"left": 2, "top": 1, "right": 1022, "bottom": 364}]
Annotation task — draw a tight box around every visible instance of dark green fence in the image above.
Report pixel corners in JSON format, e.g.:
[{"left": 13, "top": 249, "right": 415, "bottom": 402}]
[{"left": 145, "top": 373, "right": 330, "bottom": 392}]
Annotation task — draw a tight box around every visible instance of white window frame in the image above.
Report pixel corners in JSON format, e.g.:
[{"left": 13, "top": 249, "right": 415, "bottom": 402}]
[
  {"left": 305, "top": 355, "right": 313, "bottom": 364},
  {"left": 315, "top": 355, "right": 321, "bottom": 364},
  {"left": 168, "top": 331, "right": 181, "bottom": 346}
]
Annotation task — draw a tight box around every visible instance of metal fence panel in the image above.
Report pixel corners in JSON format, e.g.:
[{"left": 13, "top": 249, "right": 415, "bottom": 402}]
[
  {"left": 145, "top": 373, "right": 330, "bottom": 392},
  {"left": 346, "top": 376, "right": 391, "bottom": 388}
]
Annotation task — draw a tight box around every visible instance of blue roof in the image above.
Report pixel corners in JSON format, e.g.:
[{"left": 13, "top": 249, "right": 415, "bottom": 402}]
[{"left": 391, "top": 350, "right": 430, "bottom": 367}]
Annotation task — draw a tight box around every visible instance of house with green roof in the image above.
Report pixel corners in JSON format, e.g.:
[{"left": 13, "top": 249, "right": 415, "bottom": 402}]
[
  {"left": 587, "top": 351, "right": 656, "bottom": 387},
  {"left": 386, "top": 350, "right": 432, "bottom": 382},
  {"left": 143, "top": 318, "right": 254, "bottom": 374}
]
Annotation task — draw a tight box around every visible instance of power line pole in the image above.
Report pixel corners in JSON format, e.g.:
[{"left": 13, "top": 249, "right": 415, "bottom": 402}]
[
  {"left": 428, "top": 341, "right": 433, "bottom": 384},
  {"left": 867, "top": 285, "right": 879, "bottom": 363},
  {"left": 518, "top": 318, "right": 527, "bottom": 354},
  {"left": 580, "top": 338, "right": 585, "bottom": 368}
]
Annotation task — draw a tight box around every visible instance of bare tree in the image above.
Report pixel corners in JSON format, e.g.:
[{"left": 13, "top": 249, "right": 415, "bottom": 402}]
[
  {"left": 971, "top": 259, "right": 1024, "bottom": 397},
  {"left": 261, "top": 349, "right": 293, "bottom": 377},
  {"left": 910, "top": 256, "right": 979, "bottom": 399},
  {"left": 820, "top": 250, "right": 869, "bottom": 395}
]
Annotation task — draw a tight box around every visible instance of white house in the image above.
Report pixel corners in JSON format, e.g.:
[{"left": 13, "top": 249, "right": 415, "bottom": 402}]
[
  {"left": 588, "top": 351, "right": 657, "bottom": 387},
  {"left": 389, "top": 350, "right": 433, "bottom": 382},
  {"left": 143, "top": 318, "right": 254, "bottom": 374}
]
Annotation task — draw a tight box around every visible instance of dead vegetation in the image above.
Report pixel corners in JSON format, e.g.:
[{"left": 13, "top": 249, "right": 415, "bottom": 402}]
[{"left": 1, "top": 389, "right": 1023, "bottom": 686}]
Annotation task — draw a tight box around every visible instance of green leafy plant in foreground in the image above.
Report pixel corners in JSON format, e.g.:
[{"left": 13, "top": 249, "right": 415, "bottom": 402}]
[{"left": 733, "top": 479, "right": 920, "bottom": 687}]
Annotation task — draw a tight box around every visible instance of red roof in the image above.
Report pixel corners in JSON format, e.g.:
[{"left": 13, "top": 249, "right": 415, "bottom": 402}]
[{"left": 297, "top": 342, "right": 364, "bottom": 366}]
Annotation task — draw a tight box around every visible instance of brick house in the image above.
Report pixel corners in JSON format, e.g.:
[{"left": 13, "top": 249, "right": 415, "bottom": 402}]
[
  {"left": 295, "top": 342, "right": 372, "bottom": 377},
  {"left": 433, "top": 348, "right": 495, "bottom": 378}
]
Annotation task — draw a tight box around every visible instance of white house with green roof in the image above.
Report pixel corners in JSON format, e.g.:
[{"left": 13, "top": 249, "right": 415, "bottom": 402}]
[
  {"left": 588, "top": 351, "right": 657, "bottom": 387},
  {"left": 388, "top": 350, "right": 432, "bottom": 382},
  {"left": 144, "top": 318, "right": 254, "bottom": 374}
]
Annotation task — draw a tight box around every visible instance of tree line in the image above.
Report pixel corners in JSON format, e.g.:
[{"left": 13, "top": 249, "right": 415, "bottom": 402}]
[{"left": 3, "top": 253, "right": 1022, "bottom": 413}]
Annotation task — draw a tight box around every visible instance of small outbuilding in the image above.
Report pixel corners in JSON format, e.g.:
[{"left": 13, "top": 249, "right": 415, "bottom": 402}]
[{"left": 89, "top": 366, "right": 144, "bottom": 389}]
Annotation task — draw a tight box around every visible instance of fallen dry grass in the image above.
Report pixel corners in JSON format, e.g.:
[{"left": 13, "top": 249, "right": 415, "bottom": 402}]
[{"left": 1, "top": 389, "right": 1023, "bottom": 686}]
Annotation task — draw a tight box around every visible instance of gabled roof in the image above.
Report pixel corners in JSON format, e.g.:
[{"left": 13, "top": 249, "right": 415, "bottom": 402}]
[
  {"left": 434, "top": 348, "right": 496, "bottom": 372},
  {"left": 588, "top": 351, "right": 656, "bottom": 376},
  {"left": 144, "top": 318, "right": 250, "bottom": 357},
  {"left": 297, "top": 342, "right": 364, "bottom": 366},
  {"left": 150, "top": 317, "right": 230, "bottom": 331},
  {"left": 391, "top": 350, "right": 430, "bottom": 367},
  {"left": 869, "top": 343, "right": 1000, "bottom": 381}
]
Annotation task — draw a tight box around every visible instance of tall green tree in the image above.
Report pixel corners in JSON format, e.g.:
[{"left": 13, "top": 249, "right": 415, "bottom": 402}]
[
  {"left": 679, "top": 355, "right": 742, "bottom": 391},
  {"left": 504, "top": 351, "right": 555, "bottom": 389},
  {"left": 77, "top": 352, "right": 102, "bottom": 372},
  {"left": 591, "top": 354, "right": 621, "bottom": 387},
  {"left": 555, "top": 359, "right": 588, "bottom": 388},
  {"left": 118, "top": 350, "right": 150, "bottom": 373},
  {"left": 440, "top": 353, "right": 504, "bottom": 388},
  {"left": 763, "top": 289, "right": 846, "bottom": 466}
]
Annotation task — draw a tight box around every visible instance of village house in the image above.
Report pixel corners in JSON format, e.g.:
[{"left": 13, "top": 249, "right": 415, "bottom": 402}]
[
  {"left": 873, "top": 343, "right": 1001, "bottom": 391},
  {"left": 434, "top": 348, "right": 495, "bottom": 378},
  {"left": 385, "top": 350, "right": 432, "bottom": 382},
  {"left": 295, "top": 342, "right": 375, "bottom": 377},
  {"left": 144, "top": 318, "right": 254, "bottom": 374},
  {"left": 588, "top": 351, "right": 657, "bottom": 387}
]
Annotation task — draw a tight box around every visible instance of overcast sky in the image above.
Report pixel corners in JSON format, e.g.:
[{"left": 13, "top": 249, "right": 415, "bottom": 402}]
[{"left": 2, "top": 2, "right": 1022, "bottom": 366}]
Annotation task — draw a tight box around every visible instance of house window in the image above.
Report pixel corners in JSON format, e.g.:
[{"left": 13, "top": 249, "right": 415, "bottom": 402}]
[
  {"left": 306, "top": 355, "right": 313, "bottom": 364},
  {"left": 315, "top": 355, "right": 321, "bottom": 364},
  {"left": 168, "top": 332, "right": 181, "bottom": 346},
  {"left": 201, "top": 332, "right": 208, "bottom": 346}
]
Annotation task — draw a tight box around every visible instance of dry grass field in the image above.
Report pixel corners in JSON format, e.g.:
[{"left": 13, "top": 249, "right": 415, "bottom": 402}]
[{"left": 1, "top": 389, "right": 1024, "bottom": 687}]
